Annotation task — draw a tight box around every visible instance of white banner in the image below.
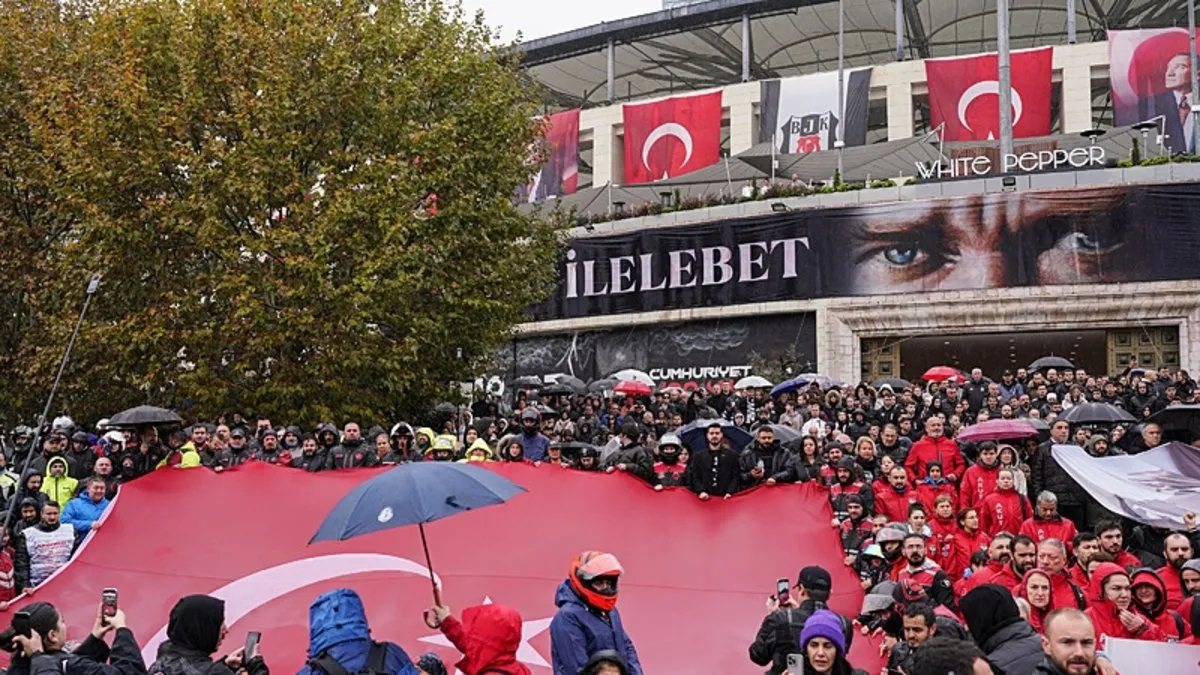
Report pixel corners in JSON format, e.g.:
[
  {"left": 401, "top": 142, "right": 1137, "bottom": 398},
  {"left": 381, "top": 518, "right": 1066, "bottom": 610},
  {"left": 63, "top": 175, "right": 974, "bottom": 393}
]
[
  {"left": 1052, "top": 442, "right": 1200, "bottom": 530},
  {"left": 1104, "top": 637, "right": 1200, "bottom": 674}
]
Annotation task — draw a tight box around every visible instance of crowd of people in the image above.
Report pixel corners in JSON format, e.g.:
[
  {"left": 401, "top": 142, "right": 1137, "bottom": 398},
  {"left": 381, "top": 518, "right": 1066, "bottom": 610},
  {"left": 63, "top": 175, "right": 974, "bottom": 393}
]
[{"left": 1, "top": 363, "right": 1200, "bottom": 674}]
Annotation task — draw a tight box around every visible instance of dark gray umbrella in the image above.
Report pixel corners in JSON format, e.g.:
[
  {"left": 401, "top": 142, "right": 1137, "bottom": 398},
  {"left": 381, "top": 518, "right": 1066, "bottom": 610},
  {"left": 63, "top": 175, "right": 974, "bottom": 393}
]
[
  {"left": 434, "top": 402, "right": 458, "bottom": 415},
  {"left": 540, "top": 383, "right": 575, "bottom": 397},
  {"left": 555, "top": 375, "right": 588, "bottom": 394},
  {"left": 1029, "top": 356, "right": 1074, "bottom": 372},
  {"left": 1060, "top": 402, "right": 1136, "bottom": 425},
  {"left": 587, "top": 378, "right": 618, "bottom": 393},
  {"left": 108, "top": 405, "right": 182, "bottom": 427},
  {"left": 512, "top": 376, "right": 544, "bottom": 389},
  {"left": 872, "top": 378, "right": 911, "bottom": 390},
  {"left": 1146, "top": 404, "right": 1200, "bottom": 441}
]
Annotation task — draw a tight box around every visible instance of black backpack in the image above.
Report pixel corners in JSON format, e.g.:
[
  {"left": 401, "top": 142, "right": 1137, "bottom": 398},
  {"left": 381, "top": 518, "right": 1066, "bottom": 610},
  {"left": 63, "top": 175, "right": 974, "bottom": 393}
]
[{"left": 306, "top": 642, "right": 389, "bottom": 675}]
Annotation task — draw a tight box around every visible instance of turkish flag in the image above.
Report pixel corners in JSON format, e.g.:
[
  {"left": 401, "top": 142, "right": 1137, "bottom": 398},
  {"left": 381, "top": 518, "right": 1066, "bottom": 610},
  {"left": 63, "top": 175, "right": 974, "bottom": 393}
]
[
  {"left": 13, "top": 463, "right": 882, "bottom": 674},
  {"left": 623, "top": 91, "right": 723, "bottom": 184},
  {"left": 925, "top": 47, "right": 1053, "bottom": 142}
]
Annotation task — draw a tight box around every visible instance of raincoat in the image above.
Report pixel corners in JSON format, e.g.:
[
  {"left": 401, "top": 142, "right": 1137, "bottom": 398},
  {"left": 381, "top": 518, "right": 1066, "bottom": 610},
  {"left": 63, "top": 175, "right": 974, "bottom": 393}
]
[
  {"left": 438, "top": 604, "right": 531, "bottom": 675},
  {"left": 40, "top": 457, "right": 79, "bottom": 506},
  {"left": 1083, "top": 563, "right": 1167, "bottom": 643},
  {"left": 978, "top": 486, "right": 1030, "bottom": 537},
  {"left": 549, "top": 581, "right": 643, "bottom": 675},
  {"left": 1130, "top": 568, "right": 1184, "bottom": 641},
  {"left": 297, "top": 589, "right": 418, "bottom": 675},
  {"left": 457, "top": 439, "right": 495, "bottom": 463}
]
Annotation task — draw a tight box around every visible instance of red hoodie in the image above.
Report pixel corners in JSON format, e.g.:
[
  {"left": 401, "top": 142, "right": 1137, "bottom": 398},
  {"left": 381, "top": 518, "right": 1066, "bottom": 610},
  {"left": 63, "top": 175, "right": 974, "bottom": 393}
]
[
  {"left": 928, "top": 515, "right": 958, "bottom": 573},
  {"left": 1018, "top": 515, "right": 1078, "bottom": 554},
  {"left": 915, "top": 480, "right": 958, "bottom": 515},
  {"left": 1155, "top": 563, "right": 1188, "bottom": 612},
  {"left": 958, "top": 559, "right": 1021, "bottom": 598},
  {"left": 979, "top": 487, "right": 1030, "bottom": 538},
  {"left": 958, "top": 462, "right": 1000, "bottom": 511},
  {"left": 874, "top": 483, "right": 920, "bottom": 523},
  {"left": 1015, "top": 569, "right": 1057, "bottom": 633},
  {"left": 439, "top": 604, "right": 532, "bottom": 675},
  {"left": 905, "top": 436, "right": 966, "bottom": 484},
  {"left": 948, "top": 528, "right": 990, "bottom": 582},
  {"left": 1084, "top": 563, "right": 1167, "bottom": 644},
  {"left": 1130, "top": 569, "right": 1184, "bottom": 641}
]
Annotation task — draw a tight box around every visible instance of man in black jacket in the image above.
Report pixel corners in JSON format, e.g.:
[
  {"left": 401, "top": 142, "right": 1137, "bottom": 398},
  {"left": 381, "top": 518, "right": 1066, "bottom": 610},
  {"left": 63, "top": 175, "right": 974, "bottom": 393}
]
[
  {"left": 683, "top": 423, "right": 740, "bottom": 500},
  {"left": 603, "top": 423, "right": 654, "bottom": 484},
  {"left": 326, "top": 423, "right": 373, "bottom": 469},
  {"left": 1031, "top": 419, "right": 1088, "bottom": 528},
  {"left": 737, "top": 426, "right": 793, "bottom": 490},
  {"left": 748, "top": 566, "right": 851, "bottom": 675}
]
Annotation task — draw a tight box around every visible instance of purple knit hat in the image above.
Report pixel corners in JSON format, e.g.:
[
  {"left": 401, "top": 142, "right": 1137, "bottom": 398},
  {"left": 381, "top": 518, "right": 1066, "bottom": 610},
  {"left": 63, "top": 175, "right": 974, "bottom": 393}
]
[{"left": 800, "top": 609, "right": 847, "bottom": 654}]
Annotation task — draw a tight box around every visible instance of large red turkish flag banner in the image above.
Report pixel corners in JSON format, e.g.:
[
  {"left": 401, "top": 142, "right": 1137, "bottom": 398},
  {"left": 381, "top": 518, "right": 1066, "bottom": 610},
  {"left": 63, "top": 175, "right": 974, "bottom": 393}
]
[
  {"left": 13, "top": 463, "right": 882, "bottom": 673},
  {"left": 925, "top": 47, "right": 1053, "bottom": 142},
  {"left": 622, "top": 91, "right": 723, "bottom": 184}
]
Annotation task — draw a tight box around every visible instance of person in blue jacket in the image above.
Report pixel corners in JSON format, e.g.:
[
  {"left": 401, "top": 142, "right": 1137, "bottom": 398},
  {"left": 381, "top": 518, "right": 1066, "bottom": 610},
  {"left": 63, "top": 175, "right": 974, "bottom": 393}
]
[
  {"left": 298, "top": 588, "right": 418, "bottom": 675},
  {"left": 60, "top": 477, "right": 110, "bottom": 546},
  {"left": 549, "top": 551, "right": 643, "bottom": 675}
]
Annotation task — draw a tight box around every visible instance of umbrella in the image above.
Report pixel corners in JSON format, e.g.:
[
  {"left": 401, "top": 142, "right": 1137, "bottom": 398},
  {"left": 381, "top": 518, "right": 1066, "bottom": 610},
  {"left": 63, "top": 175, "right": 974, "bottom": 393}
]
[
  {"left": 613, "top": 380, "right": 654, "bottom": 397},
  {"left": 554, "top": 375, "right": 588, "bottom": 394},
  {"left": 107, "top": 405, "right": 182, "bottom": 427},
  {"left": 1145, "top": 404, "right": 1200, "bottom": 441},
  {"left": 610, "top": 369, "right": 655, "bottom": 387},
  {"left": 770, "top": 374, "right": 839, "bottom": 397},
  {"left": 1029, "top": 356, "right": 1075, "bottom": 372},
  {"left": 734, "top": 375, "right": 773, "bottom": 389},
  {"left": 539, "top": 383, "right": 575, "bottom": 397},
  {"left": 678, "top": 418, "right": 753, "bottom": 452},
  {"left": 536, "top": 403, "right": 557, "bottom": 416},
  {"left": 511, "top": 376, "right": 544, "bottom": 389},
  {"left": 311, "top": 462, "right": 526, "bottom": 604},
  {"left": 433, "top": 402, "right": 458, "bottom": 415},
  {"left": 922, "top": 366, "right": 964, "bottom": 383},
  {"left": 587, "top": 377, "right": 618, "bottom": 393},
  {"left": 872, "top": 378, "right": 911, "bottom": 391},
  {"left": 1060, "top": 402, "right": 1136, "bottom": 425},
  {"left": 765, "top": 424, "right": 802, "bottom": 444},
  {"left": 955, "top": 419, "right": 1039, "bottom": 443}
]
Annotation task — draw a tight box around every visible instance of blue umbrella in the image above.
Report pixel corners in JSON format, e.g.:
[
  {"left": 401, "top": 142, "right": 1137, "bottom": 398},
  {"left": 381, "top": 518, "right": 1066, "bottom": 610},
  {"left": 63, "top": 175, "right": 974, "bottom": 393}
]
[
  {"left": 770, "top": 373, "right": 840, "bottom": 397},
  {"left": 678, "top": 418, "right": 753, "bottom": 452},
  {"left": 311, "top": 462, "right": 526, "bottom": 603}
]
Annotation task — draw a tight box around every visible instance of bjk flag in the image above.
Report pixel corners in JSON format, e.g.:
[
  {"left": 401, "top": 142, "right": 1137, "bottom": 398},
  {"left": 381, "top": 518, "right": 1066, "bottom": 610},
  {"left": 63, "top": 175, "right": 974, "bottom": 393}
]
[
  {"left": 622, "top": 91, "right": 722, "bottom": 183},
  {"left": 925, "top": 47, "right": 1053, "bottom": 142},
  {"left": 17, "top": 462, "right": 883, "bottom": 674}
]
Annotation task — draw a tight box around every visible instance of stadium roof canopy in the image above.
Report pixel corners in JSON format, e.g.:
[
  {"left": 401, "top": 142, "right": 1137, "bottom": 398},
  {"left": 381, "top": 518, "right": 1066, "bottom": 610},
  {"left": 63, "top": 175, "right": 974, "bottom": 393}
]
[{"left": 520, "top": 0, "right": 1190, "bottom": 109}]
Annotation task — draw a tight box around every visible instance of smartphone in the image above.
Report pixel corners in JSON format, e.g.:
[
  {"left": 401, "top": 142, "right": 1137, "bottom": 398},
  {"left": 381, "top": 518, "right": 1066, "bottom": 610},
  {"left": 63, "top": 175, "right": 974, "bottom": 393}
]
[
  {"left": 244, "top": 631, "right": 261, "bottom": 661},
  {"left": 11, "top": 612, "right": 31, "bottom": 639},
  {"left": 776, "top": 578, "right": 791, "bottom": 605},
  {"left": 101, "top": 588, "right": 118, "bottom": 622},
  {"left": 786, "top": 653, "right": 804, "bottom": 674}
]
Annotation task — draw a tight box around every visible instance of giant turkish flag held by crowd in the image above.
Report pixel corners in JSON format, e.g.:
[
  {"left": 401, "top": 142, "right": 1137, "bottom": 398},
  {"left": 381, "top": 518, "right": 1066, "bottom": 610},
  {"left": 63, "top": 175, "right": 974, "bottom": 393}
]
[
  {"left": 13, "top": 463, "right": 882, "bottom": 674},
  {"left": 925, "top": 47, "right": 1053, "bottom": 142},
  {"left": 622, "top": 91, "right": 723, "bottom": 184}
]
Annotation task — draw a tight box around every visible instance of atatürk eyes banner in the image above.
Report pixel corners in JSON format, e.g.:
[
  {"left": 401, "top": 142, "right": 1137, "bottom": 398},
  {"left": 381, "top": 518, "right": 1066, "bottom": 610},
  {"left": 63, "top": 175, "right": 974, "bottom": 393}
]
[{"left": 529, "top": 182, "right": 1200, "bottom": 322}]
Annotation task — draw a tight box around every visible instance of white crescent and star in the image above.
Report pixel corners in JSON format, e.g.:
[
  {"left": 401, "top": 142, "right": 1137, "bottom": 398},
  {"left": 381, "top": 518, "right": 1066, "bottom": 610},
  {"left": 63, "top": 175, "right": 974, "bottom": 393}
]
[
  {"left": 418, "top": 596, "right": 553, "bottom": 671},
  {"left": 956, "top": 80, "right": 1024, "bottom": 139},
  {"left": 641, "top": 122, "right": 693, "bottom": 180}
]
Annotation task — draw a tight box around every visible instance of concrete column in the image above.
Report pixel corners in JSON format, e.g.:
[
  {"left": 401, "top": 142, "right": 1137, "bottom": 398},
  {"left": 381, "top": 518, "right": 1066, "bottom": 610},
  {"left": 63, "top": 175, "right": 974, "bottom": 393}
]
[
  {"left": 591, "top": 123, "right": 615, "bottom": 186},
  {"left": 1061, "top": 62, "right": 1093, "bottom": 133},
  {"left": 886, "top": 81, "right": 914, "bottom": 140},
  {"left": 725, "top": 82, "right": 760, "bottom": 155}
]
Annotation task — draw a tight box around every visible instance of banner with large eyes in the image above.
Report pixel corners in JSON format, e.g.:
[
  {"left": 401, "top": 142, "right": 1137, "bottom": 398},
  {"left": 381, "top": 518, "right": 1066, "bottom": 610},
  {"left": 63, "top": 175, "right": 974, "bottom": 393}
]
[{"left": 531, "top": 182, "right": 1200, "bottom": 321}]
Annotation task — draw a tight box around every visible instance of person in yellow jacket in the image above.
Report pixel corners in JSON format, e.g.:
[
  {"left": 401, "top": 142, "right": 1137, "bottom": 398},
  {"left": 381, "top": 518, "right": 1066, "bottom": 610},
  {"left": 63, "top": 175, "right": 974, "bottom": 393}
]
[
  {"left": 414, "top": 427, "right": 437, "bottom": 457},
  {"left": 155, "top": 440, "right": 202, "bottom": 470},
  {"left": 426, "top": 434, "right": 457, "bottom": 462},
  {"left": 457, "top": 438, "right": 495, "bottom": 463},
  {"left": 40, "top": 456, "right": 78, "bottom": 506}
]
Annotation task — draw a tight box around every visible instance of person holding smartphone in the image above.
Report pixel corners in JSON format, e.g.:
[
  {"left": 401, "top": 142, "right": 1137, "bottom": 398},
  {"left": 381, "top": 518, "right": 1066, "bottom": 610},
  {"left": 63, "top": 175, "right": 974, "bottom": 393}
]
[
  {"left": 5, "top": 600, "right": 146, "bottom": 675},
  {"left": 146, "top": 595, "right": 268, "bottom": 675}
]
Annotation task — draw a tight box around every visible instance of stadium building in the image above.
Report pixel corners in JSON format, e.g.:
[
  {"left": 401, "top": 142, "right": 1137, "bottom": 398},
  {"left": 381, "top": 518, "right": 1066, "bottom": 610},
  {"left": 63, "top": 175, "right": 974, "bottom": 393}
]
[{"left": 504, "top": 0, "right": 1200, "bottom": 391}]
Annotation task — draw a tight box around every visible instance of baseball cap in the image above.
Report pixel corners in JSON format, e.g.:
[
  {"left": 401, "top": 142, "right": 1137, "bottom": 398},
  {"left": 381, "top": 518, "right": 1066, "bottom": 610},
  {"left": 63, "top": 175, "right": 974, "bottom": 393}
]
[
  {"left": 230, "top": 428, "right": 246, "bottom": 439},
  {"left": 797, "top": 565, "right": 832, "bottom": 595}
]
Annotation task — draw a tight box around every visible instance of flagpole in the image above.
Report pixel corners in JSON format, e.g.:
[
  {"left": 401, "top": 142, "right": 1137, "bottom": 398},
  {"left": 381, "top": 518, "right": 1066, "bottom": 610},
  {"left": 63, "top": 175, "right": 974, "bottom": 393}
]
[
  {"left": 835, "top": 0, "right": 846, "bottom": 180},
  {"left": 997, "top": 0, "right": 1014, "bottom": 169}
]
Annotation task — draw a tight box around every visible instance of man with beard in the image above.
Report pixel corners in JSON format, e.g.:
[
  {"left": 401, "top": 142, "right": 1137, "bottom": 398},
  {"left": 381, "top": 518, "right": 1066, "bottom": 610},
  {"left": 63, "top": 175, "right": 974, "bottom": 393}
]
[
  {"left": 253, "top": 429, "right": 290, "bottom": 465},
  {"left": 652, "top": 433, "right": 687, "bottom": 490},
  {"left": 1156, "top": 523, "right": 1199, "bottom": 611},
  {"left": 961, "top": 533, "right": 1026, "bottom": 596},
  {"left": 290, "top": 433, "right": 328, "bottom": 472},
  {"left": 316, "top": 423, "right": 340, "bottom": 453},
  {"left": 877, "top": 424, "right": 911, "bottom": 465},
  {"left": 219, "top": 428, "right": 255, "bottom": 468},
  {"left": 517, "top": 408, "right": 550, "bottom": 462},
  {"left": 1069, "top": 533, "right": 1102, "bottom": 588},
  {"left": 323, "top": 423, "right": 370, "bottom": 469},
  {"left": 839, "top": 496, "right": 874, "bottom": 565},
  {"left": 191, "top": 425, "right": 223, "bottom": 470},
  {"left": 603, "top": 423, "right": 654, "bottom": 484},
  {"left": 1032, "top": 419, "right": 1089, "bottom": 528},
  {"left": 683, "top": 423, "right": 740, "bottom": 501},
  {"left": 280, "top": 426, "right": 302, "bottom": 456},
  {"left": 898, "top": 533, "right": 956, "bottom": 611},
  {"left": 8, "top": 498, "right": 40, "bottom": 541},
  {"left": 829, "top": 457, "right": 873, "bottom": 524},
  {"left": 121, "top": 427, "right": 166, "bottom": 482},
  {"left": 875, "top": 465, "right": 919, "bottom": 523},
  {"left": 1095, "top": 519, "right": 1141, "bottom": 569},
  {"left": 960, "top": 442, "right": 1002, "bottom": 512},
  {"left": 1036, "top": 608, "right": 1098, "bottom": 675},
  {"left": 66, "top": 432, "right": 96, "bottom": 480},
  {"left": 738, "top": 426, "right": 793, "bottom": 491},
  {"left": 25, "top": 432, "right": 71, "bottom": 478},
  {"left": 748, "top": 565, "right": 850, "bottom": 675}
]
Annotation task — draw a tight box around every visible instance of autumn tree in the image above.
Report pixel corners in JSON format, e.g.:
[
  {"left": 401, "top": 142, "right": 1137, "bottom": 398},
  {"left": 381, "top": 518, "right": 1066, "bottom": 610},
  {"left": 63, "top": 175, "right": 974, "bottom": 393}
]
[{"left": 1, "top": 0, "right": 563, "bottom": 425}]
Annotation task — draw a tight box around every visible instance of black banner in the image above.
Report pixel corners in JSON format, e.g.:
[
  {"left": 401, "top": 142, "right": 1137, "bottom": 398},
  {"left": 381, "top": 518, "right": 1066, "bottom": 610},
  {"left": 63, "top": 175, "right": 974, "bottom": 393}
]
[
  {"left": 532, "top": 182, "right": 1200, "bottom": 321},
  {"left": 499, "top": 314, "right": 816, "bottom": 393}
]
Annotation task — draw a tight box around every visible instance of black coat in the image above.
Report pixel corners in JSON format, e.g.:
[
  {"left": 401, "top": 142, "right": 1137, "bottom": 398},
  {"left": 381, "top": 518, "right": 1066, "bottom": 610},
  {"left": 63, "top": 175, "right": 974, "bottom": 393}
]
[
  {"left": 980, "top": 620, "right": 1043, "bottom": 675},
  {"left": 1030, "top": 440, "right": 1088, "bottom": 507},
  {"left": 28, "top": 630, "right": 146, "bottom": 675},
  {"left": 683, "top": 446, "right": 740, "bottom": 496},
  {"left": 737, "top": 441, "right": 794, "bottom": 488},
  {"left": 748, "top": 601, "right": 852, "bottom": 675}
]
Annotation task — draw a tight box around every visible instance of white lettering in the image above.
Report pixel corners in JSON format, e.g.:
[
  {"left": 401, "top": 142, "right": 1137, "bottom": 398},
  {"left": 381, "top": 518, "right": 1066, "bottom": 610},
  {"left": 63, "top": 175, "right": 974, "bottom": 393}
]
[
  {"left": 639, "top": 253, "right": 667, "bottom": 291},
  {"left": 565, "top": 249, "right": 579, "bottom": 299},
  {"left": 610, "top": 256, "right": 636, "bottom": 294},
  {"left": 738, "top": 242, "right": 771, "bottom": 282},
  {"left": 769, "top": 237, "right": 811, "bottom": 279},
  {"left": 581, "top": 259, "right": 609, "bottom": 296},
  {"left": 701, "top": 246, "right": 734, "bottom": 286},
  {"left": 668, "top": 249, "right": 697, "bottom": 289},
  {"left": 924, "top": 147, "right": 1105, "bottom": 178}
]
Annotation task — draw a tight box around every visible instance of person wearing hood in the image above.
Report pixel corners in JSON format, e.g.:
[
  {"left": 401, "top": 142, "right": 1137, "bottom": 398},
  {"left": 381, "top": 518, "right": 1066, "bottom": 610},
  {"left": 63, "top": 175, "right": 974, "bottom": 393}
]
[
  {"left": 66, "top": 432, "right": 97, "bottom": 481},
  {"left": 961, "top": 584, "right": 1043, "bottom": 673},
  {"left": 8, "top": 473, "right": 48, "bottom": 515},
  {"left": 1129, "top": 568, "right": 1186, "bottom": 640},
  {"left": 458, "top": 439, "right": 495, "bottom": 464},
  {"left": 855, "top": 542, "right": 894, "bottom": 591},
  {"left": 6, "top": 600, "right": 146, "bottom": 675},
  {"left": 1020, "top": 491, "right": 1080, "bottom": 552},
  {"left": 10, "top": 498, "right": 41, "bottom": 542},
  {"left": 517, "top": 409, "right": 550, "bottom": 463},
  {"left": 14, "top": 502, "right": 75, "bottom": 592},
  {"left": 602, "top": 424, "right": 654, "bottom": 484},
  {"left": 281, "top": 426, "right": 303, "bottom": 455},
  {"left": 290, "top": 434, "right": 328, "bottom": 472},
  {"left": 959, "top": 442, "right": 1003, "bottom": 512},
  {"left": 298, "top": 589, "right": 417, "bottom": 675},
  {"left": 829, "top": 458, "right": 873, "bottom": 525},
  {"left": 316, "top": 423, "right": 340, "bottom": 452},
  {"left": 979, "top": 469, "right": 1031, "bottom": 537},
  {"left": 651, "top": 433, "right": 687, "bottom": 489},
  {"left": 914, "top": 461, "right": 956, "bottom": 515},
  {"left": 1084, "top": 562, "right": 1167, "bottom": 643},
  {"left": 1017, "top": 568, "right": 1058, "bottom": 633},
  {"left": 550, "top": 551, "right": 642, "bottom": 675},
  {"left": 412, "top": 427, "right": 436, "bottom": 457},
  {"left": 41, "top": 457, "right": 78, "bottom": 508},
  {"left": 148, "top": 595, "right": 267, "bottom": 675},
  {"left": 500, "top": 439, "right": 529, "bottom": 464},
  {"left": 737, "top": 426, "right": 794, "bottom": 490},
  {"left": 424, "top": 603, "right": 530, "bottom": 675},
  {"left": 424, "top": 436, "right": 457, "bottom": 462}
]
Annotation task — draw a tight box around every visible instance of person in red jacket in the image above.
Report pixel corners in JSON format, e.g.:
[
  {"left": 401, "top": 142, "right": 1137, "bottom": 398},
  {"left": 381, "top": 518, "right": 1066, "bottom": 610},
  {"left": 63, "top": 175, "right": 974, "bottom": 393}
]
[
  {"left": 428, "top": 602, "right": 532, "bottom": 675},
  {"left": 959, "top": 533, "right": 1033, "bottom": 597},
  {"left": 1018, "top": 491, "right": 1078, "bottom": 554},
  {"left": 948, "top": 508, "right": 990, "bottom": 583},
  {"left": 958, "top": 442, "right": 1002, "bottom": 512},
  {"left": 1130, "top": 568, "right": 1186, "bottom": 641},
  {"left": 1036, "top": 539, "right": 1088, "bottom": 612},
  {"left": 1156, "top": 524, "right": 1196, "bottom": 612},
  {"left": 1016, "top": 568, "right": 1057, "bottom": 633},
  {"left": 1084, "top": 562, "right": 1167, "bottom": 643},
  {"left": 1068, "top": 533, "right": 1102, "bottom": 590},
  {"left": 915, "top": 462, "right": 958, "bottom": 514},
  {"left": 1177, "top": 559, "right": 1200, "bottom": 635},
  {"left": 978, "top": 469, "right": 1031, "bottom": 537},
  {"left": 1096, "top": 519, "right": 1142, "bottom": 570},
  {"left": 904, "top": 417, "right": 965, "bottom": 485},
  {"left": 927, "top": 495, "right": 958, "bottom": 574},
  {"left": 875, "top": 465, "right": 921, "bottom": 523}
]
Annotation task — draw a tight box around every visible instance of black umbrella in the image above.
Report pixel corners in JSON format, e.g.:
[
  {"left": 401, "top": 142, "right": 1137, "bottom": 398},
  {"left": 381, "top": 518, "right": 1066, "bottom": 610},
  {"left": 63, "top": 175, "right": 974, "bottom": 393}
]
[
  {"left": 433, "top": 402, "right": 458, "bottom": 415},
  {"left": 872, "top": 377, "right": 911, "bottom": 390},
  {"left": 1060, "top": 402, "right": 1136, "bottom": 425},
  {"left": 512, "top": 376, "right": 544, "bottom": 389},
  {"left": 587, "top": 378, "right": 618, "bottom": 393},
  {"left": 1146, "top": 404, "right": 1200, "bottom": 442},
  {"left": 540, "top": 383, "right": 575, "bottom": 397},
  {"left": 1029, "top": 356, "right": 1074, "bottom": 372},
  {"left": 107, "top": 405, "right": 182, "bottom": 427},
  {"left": 555, "top": 375, "right": 587, "bottom": 394},
  {"left": 1025, "top": 417, "right": 1051, "bottom": 442}
]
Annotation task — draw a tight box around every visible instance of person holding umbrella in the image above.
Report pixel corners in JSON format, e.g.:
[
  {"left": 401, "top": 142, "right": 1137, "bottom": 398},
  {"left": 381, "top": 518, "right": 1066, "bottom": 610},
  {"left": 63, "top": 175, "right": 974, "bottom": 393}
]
[
  {"left": 550, "top": 551, "right": 643, "bottom": 675},
  {"left": 424, "top": 602, "right": 529, "bottom": 675}
]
